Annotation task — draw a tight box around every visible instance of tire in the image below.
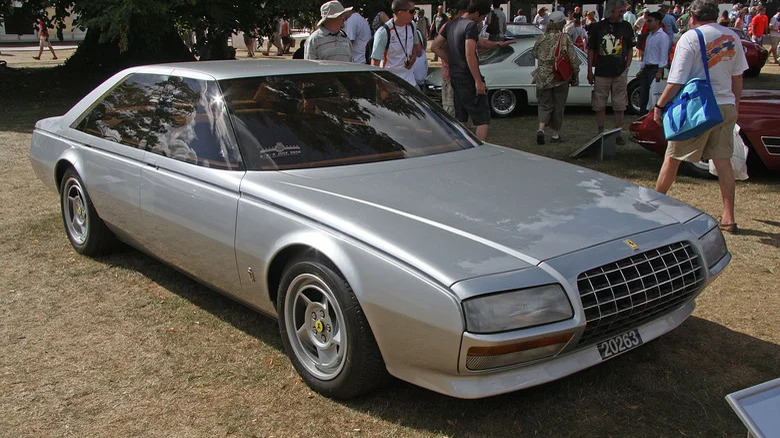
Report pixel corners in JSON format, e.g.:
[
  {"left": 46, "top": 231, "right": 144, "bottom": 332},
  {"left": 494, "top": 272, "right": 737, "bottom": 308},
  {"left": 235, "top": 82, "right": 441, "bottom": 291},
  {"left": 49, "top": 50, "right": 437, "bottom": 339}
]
[
  {"left": 59, "top": 168, "right": 114, "bottom": 255},
  {"left": 744, "top": 67, "right": 760, "bottom": 78},
  {"left": 681, "top": 160, "right": 716, "bottom": 179},
  {"left": 277, "top": 256, "right": 388, "bottom": 399},
  {"left": 627, "top": 79, "right": 641, "bottom": 115},
  {"left": 489, "top": 88, "right": 519, "bottom": 117}
]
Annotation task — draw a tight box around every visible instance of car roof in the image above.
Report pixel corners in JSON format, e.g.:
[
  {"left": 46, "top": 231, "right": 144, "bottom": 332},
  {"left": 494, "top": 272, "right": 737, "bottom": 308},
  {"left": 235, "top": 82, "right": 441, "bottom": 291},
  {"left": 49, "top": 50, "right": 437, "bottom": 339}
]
[{"left": 145, "top": 59, "right": 382, "bottom": 81}]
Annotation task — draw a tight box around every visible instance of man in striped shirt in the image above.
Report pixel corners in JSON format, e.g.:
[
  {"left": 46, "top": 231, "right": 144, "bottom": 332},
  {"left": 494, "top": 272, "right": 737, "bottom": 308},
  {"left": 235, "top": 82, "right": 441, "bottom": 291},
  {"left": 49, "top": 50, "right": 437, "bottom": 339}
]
[{"left": 305, "top": 1, "right": 354, "bottom": 61}]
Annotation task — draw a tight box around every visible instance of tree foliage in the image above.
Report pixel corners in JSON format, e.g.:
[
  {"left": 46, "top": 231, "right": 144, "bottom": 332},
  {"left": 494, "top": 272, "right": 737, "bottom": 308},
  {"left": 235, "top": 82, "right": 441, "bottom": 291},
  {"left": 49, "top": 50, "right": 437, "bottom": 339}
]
[{"left": 1, "top": 0, "right": 392, "bottom": 71}]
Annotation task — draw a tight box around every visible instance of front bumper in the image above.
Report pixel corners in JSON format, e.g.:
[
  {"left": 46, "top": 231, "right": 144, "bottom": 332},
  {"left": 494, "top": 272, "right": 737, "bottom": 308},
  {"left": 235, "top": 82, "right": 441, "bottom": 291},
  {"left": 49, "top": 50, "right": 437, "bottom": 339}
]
[
  {"left": 420, "top": 300, "right": 695, "bottom": 399},
  {"left": 392, "top": 220, "right": 730, "bottom": 399}
]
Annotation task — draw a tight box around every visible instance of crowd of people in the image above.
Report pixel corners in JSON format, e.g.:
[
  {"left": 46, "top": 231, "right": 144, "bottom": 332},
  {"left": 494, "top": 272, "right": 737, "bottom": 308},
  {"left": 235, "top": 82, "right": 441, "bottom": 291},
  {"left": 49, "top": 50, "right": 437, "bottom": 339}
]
[{"left": 285, "top": 0, "right": 759, "bottom": 232}]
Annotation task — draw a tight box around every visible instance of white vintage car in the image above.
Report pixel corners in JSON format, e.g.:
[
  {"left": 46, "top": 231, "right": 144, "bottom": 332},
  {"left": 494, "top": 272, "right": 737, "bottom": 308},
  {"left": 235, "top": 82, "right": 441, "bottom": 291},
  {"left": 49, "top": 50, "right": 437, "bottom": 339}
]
[{"left": 426, "top": 37, "right": 644, "bottom": 116}]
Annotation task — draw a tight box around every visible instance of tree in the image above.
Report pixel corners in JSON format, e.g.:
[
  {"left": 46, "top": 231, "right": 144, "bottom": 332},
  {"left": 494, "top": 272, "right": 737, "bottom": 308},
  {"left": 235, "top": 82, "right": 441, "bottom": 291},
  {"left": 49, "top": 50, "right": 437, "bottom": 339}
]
[{"left": 1, "top": 0, "right": 390, "bottom": 74}]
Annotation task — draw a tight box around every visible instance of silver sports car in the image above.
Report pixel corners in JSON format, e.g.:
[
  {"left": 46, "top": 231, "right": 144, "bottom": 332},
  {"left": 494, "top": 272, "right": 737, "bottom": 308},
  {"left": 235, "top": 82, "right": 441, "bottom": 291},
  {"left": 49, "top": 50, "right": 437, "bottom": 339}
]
[{"left": 30, "top": 61, "right": 730, "bottom": 399}]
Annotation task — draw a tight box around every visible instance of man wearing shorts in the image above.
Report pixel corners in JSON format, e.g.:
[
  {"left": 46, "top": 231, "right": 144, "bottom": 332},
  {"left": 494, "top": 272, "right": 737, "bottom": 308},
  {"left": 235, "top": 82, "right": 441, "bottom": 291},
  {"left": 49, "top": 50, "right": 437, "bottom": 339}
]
[
  {"left": 33, "top": 18, "right": 57, "bottom": 60},
  {"left": 652, "top": 0, "right": 748, "bottom": 233},
  {"left": 434, "top": 0, "right": 513, "bottom": 140},
  {"left": 587, "top": 0, "right": 634, "bottom": 144},
  {"left": 768, "top": 9, "right": 780, "bottom": 64}
]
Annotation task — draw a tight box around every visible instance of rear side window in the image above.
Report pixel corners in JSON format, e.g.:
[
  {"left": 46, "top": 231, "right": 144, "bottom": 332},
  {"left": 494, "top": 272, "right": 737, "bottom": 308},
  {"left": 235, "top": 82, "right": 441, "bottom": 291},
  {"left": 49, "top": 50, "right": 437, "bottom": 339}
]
[
  {"left": 75, "top": 73, "right": 166, "bottom": 148},
  {"left": 146, "top": 76, "right": 243, "bottom": 170},
  {"left": 513, "top": 49, "right": 535, "bottom": 67}
]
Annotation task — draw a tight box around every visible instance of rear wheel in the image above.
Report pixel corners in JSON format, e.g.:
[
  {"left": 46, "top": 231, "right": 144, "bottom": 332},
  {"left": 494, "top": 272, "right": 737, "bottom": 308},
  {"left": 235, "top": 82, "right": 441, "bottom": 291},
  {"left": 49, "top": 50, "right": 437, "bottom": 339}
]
[
  {"left": 277, "top": 256, "right": 388, "bottom": 399},
  {"left": 59, "top": 168, "right": 114, "bottom": 255},
  {"left": 489, "top": 89, "right": 519, "bottom": 117}
]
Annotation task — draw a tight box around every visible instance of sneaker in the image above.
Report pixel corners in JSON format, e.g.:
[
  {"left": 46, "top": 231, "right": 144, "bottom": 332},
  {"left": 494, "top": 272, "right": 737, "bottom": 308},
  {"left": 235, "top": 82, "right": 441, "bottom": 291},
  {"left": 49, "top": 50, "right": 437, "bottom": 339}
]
[
  {"left": 32, "top": 56, "right": 40, "bottom": 60},
  {"left": 550, "top": 136, "right": 563, "bottom": 143},
  {"left": 615, "top": 134, "right": 626, "bottom": 145},
  {"left": 536, "top": 129, "right": 545, "bottom": 145},
  {"left": 52, "top": 56, "right": 58, "bottom": 60}
]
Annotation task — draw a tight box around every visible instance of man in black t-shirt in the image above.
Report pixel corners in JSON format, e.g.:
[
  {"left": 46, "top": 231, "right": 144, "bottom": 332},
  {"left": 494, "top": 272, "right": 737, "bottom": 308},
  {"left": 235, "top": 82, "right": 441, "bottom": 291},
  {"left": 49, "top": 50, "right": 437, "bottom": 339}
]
[
  {"left": 431, "top": 0, "right": 513, "bottom": 140},
  {"left": 587, "top": 0, "right": 635, "bottom": 143}
]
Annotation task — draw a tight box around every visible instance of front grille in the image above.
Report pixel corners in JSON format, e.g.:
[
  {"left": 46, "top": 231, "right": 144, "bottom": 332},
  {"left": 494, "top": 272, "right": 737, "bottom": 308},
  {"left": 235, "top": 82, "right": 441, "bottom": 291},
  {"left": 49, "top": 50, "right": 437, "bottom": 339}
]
[{"left": 575, "top": 241, "right": 705, "bottom": 348}]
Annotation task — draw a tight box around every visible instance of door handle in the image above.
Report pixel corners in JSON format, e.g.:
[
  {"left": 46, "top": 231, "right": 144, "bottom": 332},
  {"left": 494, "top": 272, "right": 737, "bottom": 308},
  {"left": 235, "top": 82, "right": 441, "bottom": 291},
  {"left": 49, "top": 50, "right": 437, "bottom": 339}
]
[{"left": 145, "top": 161, "right": 159, "bottom": 170}]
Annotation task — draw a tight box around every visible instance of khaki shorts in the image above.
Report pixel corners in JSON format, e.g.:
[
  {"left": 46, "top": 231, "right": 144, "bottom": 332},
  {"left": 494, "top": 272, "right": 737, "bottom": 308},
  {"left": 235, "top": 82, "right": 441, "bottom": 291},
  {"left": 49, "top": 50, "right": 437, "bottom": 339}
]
[
  {"left": 666, "top": 104, "right": 737, "bottom": 162},
  {"left": 771, "top": 36, "right": 780, "bottom": 51},
  {"left": 592, "top": 70, "right": 628, "bottom": 112}
]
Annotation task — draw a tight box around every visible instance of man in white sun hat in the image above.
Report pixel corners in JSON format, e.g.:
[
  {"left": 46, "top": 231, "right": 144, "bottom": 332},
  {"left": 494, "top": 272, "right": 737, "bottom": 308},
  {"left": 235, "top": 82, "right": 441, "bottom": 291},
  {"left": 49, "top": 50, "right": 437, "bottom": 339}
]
[{"left": 305, "top": 0, "right": 354, "bottom": 61}]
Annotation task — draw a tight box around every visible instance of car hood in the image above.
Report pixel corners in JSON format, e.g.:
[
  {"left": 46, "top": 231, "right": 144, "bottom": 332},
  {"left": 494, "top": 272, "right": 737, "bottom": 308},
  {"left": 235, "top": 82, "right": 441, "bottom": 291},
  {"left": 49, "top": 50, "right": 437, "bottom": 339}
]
[{"left": 241, "top": 145, "right": 700, "bottom": 286}]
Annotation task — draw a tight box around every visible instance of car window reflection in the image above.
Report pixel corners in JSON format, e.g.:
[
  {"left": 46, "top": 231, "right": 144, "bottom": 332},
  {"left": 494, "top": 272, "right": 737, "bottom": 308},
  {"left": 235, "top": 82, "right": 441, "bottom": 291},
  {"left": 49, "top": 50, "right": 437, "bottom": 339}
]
[{"left": 219, "top": 71, "right": 478, "bottom": 171}]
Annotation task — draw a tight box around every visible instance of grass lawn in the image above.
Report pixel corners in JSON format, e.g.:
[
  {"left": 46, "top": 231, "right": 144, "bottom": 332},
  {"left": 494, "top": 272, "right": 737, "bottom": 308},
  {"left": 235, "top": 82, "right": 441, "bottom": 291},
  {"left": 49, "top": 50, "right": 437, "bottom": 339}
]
[{"left": 0, "top": 52, "right": 778, "bottom": 437}]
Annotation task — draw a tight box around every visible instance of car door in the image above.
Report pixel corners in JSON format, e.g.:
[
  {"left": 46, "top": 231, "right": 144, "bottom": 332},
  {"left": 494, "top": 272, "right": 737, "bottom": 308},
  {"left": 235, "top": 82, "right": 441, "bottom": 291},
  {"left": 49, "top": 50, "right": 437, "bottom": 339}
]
[
  {"left": 139, "top": 73, "right": 245, "bottom": 295},
  {"left": 569, "top": 47, "right": 593, "bottom": 105},
  {"left": 68, "top": 72, "right": 170, "bottom": 243}
]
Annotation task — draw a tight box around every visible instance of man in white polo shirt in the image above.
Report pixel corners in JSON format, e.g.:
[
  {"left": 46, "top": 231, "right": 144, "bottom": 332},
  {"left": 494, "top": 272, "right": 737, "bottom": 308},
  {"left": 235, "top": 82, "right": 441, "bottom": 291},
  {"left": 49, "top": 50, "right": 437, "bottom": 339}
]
[
  {"left": 371, "top": 0, "right": 422, "bottom": 86},
  {"left": 636, "top": 11, "right": 670, "bottom": 116},
  {"left": 343, "top": 2, "right": 372, "bottom": 63}
]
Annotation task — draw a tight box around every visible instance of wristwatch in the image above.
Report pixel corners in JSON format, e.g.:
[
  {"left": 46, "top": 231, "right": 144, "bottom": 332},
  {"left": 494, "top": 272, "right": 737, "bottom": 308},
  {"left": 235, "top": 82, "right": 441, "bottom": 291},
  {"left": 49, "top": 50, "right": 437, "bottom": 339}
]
[{"left": 654, "top": 104, "right": 665, "bottom": 110}]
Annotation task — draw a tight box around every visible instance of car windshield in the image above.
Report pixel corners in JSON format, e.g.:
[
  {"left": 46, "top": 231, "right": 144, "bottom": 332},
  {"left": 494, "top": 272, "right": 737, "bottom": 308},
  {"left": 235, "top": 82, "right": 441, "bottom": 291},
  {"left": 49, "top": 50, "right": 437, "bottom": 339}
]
[
  {"left": 506, "top": 23, "right": 543, "bottom": 37},
  {"left": 219, "top": 71, "right": 478, "bottom": 170},
  {"left": 479, "top": 45, "right": 516, "bottom": 64}
]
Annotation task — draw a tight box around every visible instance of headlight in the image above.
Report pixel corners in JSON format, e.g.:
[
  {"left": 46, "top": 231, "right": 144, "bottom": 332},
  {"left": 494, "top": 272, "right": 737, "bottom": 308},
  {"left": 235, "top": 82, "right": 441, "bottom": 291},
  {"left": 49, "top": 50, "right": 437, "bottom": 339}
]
[
  {"left": 463, "top": 284, "right": 573, "bottom": 333},
  {"left": 699, "top": 226, "right": 728, "bottom": 268}
]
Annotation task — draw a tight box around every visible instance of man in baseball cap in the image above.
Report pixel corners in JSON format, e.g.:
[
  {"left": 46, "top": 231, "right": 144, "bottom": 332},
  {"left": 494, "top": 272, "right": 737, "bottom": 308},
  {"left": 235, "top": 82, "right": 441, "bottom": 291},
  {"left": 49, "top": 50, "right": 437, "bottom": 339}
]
[{"left": 305, "top": 0, "right": 354, "bottom": 61}]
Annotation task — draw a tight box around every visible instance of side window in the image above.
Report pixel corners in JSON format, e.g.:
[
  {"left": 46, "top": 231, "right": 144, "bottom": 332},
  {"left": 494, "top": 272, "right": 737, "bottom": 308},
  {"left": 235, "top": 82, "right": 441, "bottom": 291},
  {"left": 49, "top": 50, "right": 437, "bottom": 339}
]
[
  {"left": 513, "top": 49, "right": 536, "bottom": 67},
  {"left": 147, "top": 76, "right": 243, "bottom": 170},
  {"left": 75, "top": 74, "right": 167, "bottom": 148}
]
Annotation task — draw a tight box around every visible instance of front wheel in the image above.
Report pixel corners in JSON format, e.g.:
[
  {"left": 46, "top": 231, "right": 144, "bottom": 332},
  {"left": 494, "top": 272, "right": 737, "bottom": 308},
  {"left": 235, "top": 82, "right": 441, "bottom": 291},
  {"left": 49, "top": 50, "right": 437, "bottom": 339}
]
[
  {"left": 277, "top": 257, "right": 388, "bottom": 399},
  {"left": 489, "top": 88, "right": 519, "bottom": 117}
]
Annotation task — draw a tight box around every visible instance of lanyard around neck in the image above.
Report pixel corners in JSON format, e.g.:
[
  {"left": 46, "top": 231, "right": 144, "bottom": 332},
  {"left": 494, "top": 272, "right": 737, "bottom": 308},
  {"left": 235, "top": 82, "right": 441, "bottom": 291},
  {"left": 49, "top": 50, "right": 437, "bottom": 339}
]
[{"left": 393, "top": 23, "right": 410, "bottom": 59}]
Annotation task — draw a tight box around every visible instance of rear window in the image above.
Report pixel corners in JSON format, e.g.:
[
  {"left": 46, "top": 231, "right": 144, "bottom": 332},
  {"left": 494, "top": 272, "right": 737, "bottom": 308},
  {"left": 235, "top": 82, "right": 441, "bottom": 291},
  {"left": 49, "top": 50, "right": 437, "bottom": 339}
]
[
  {"left": 219, "top": 71, "right": 478, "bottom": 170},
  {"left": 479, "top": 46, "right": 515, "bottom": 65}
]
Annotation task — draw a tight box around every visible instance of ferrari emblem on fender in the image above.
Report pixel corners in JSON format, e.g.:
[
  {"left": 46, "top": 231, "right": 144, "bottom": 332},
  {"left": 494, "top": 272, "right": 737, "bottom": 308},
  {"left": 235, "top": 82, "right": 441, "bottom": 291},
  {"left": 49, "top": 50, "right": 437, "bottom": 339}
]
[
  {"left": 625, "top": 240, "right": 640, "bottom": 251},
  {"left": 315, "top": 320, "right": 324, "bottom": 333}
]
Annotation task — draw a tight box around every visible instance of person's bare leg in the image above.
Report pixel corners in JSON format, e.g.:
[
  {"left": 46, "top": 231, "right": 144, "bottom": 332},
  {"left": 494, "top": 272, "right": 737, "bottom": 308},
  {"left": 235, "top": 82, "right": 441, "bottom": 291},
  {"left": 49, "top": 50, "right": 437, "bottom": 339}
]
[
  {"left": 596, "top": 109, "right": 606, "bottom": 132},
  {"left": 614, "top": 110, "right": 624, "bottom": 129},
  {"left": 34, "top": 44, "right": 44, "bottom": 59},
  {"left": 711, "top": 157, "right": 736, "bottom": 225},
  {"left": 655, "top": 155, "right": 682, "bottom": 194},
  {"left": 48, "top": 42, "right": 57, "bottom": 59},
  {"left": 475, "top": 124, "right": 489, "bottom": 141}
]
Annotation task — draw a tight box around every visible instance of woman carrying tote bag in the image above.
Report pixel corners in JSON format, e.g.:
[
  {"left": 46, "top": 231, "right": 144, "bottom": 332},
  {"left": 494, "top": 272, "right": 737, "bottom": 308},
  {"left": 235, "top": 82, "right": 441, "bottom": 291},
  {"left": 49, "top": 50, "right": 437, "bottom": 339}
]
[{"left": 531, "top": 11, "right": 581, "bottom": 145}]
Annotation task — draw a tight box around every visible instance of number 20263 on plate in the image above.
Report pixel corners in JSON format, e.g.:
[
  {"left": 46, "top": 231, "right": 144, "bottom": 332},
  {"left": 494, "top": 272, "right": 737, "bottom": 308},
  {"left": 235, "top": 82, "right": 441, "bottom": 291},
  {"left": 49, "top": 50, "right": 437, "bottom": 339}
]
[{"left": 597, "top": 329, "right": 644, "bottom": 360}]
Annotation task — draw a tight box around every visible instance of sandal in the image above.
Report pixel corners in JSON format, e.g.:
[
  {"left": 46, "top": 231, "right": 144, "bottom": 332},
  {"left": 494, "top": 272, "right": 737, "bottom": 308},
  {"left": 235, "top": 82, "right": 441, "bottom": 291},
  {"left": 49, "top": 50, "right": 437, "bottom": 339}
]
[{"left": 718, "top": 222, "right": 738, "bottom": 234}]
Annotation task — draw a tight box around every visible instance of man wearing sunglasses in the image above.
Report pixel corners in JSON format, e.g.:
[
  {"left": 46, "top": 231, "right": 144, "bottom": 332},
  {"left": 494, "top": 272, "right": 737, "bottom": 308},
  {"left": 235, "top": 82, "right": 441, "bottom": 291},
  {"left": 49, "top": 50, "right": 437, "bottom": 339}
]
[{"left": 371, "top": 0, "right": 423, "bottom": 86}]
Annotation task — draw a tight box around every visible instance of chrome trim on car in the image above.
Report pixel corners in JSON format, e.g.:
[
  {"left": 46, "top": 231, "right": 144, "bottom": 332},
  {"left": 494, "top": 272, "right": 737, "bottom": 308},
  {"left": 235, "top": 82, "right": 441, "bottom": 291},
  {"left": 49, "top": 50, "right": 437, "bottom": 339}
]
[{"left": 761, "top": 136, "right": 780, "bottom": 155}]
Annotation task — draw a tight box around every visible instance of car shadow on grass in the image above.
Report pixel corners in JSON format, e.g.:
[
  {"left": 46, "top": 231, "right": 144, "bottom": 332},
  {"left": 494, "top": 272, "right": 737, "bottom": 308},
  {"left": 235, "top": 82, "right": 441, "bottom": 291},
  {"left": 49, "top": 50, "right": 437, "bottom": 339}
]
[
  {"left": 342, "top": 317, "right": 779, "bottom": 438},
  {"left": 98, "top": 245, "right": 283, "bottom": 351}
]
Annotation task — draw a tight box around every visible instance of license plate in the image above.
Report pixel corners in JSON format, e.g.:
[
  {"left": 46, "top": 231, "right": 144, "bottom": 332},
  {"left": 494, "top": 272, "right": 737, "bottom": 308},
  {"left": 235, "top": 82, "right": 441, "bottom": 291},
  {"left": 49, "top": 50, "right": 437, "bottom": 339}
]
[{"left": 597, "top": 329, "right": 643, "bottom": 360}]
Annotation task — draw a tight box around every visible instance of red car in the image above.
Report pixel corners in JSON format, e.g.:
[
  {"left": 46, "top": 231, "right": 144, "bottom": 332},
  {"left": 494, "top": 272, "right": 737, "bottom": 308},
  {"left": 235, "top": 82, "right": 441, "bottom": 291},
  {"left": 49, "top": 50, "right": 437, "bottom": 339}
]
[{"left": 630, "top": 90, "right": 780, "bottom": 177}]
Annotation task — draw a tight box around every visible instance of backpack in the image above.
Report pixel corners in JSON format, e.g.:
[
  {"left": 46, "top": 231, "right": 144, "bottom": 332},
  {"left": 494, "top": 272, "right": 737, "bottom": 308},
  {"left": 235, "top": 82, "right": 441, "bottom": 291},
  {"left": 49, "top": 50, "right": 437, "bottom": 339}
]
[
  {"left": 367, "top": 21, "right": 418, "bottom": 65},
  {"left": 486, "top": 11, "right": 500, "bottom": 36}
]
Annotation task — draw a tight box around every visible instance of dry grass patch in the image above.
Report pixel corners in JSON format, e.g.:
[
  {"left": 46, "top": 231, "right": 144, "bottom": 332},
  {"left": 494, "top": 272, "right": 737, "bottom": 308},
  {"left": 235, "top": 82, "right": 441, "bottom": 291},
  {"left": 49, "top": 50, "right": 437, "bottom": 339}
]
[{"left": 0, "top": 64, "right": 778, "bottom": 438}]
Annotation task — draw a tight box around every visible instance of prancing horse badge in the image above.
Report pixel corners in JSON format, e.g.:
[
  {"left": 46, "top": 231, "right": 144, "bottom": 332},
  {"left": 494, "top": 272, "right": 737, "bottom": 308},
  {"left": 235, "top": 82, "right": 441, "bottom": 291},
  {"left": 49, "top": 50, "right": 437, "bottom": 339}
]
[{"left": 624, "top": 239, "right": 640, "bottom": 251}]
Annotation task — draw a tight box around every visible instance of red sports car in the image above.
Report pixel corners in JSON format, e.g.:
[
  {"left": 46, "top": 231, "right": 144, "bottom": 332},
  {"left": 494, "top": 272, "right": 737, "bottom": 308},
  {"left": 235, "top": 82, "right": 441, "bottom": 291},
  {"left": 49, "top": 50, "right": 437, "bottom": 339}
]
[
  {"left": 730, "top": 28, "right": 769, "bottom": 77},
  {"left": 630, "top": 90, "right": 780, "bottom": 177}
]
